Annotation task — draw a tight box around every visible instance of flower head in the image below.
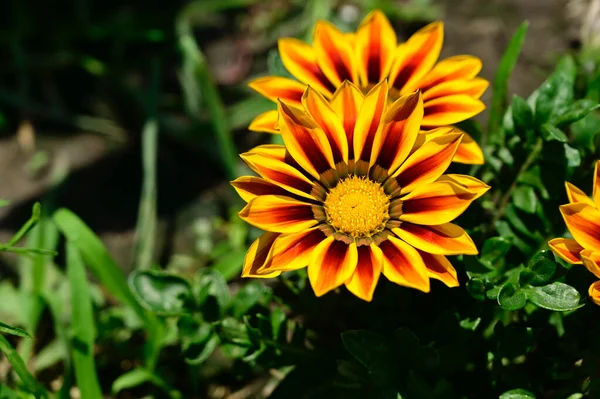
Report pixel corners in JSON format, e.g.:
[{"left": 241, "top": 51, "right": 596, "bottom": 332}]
[
  {"left": 248, "top": 10, "right": 488, "bottom": 164},
  {"left": 548, "top": 161, "right": 600, "bottom": 305},
  {"left": 232, "top": 81, "right": 489, "bottom": 301}
]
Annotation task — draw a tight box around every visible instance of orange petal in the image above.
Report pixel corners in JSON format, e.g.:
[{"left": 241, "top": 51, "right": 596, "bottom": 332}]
[
  {"left": 595, "top": 160, "right": 600, "bottom": 205},
  {"left": 302, "top": 87, "right": 348, "bottom": 163},
  {"left": 239, "top": 195, "right": 316, "bottom": 233},
  {"left": 589, "top": 280, "right": 600, "bottom": 306},
  {"left": 548, "top": 238, "right": 583, "bottom": 264},
  {"left": 231, "top": 176, "right": 290, "bottom": 203},
  {"left": 422, "top": 78, "right": 489, "bottom": 102},
  {"left": 278, "top": 38, "right": 335, "bottom": 96},
  {"left": 249, "top": 110, "right": 279, "bottom": 133},
  {"left": 580, "top": 249, "right": 600, "bottom": 279},
  {"left": 393, "top": 132, "right": 463, "bottom": 195},
  {"left": 389, "top": 21, "right": 444, "bottom": 94},
  {"left": 313, "top": 21, "right": 359, "bottom": 87},
  {"left": 436, "top": 174, "right": 491, "bottom": 196},
  {"left": 559, "top": 203, "right": 600, "bottom": 250},
  {"left": 330, "top": 81, "right": 364, "bottom": 159},
  {"left": 353, "top": 80, "right": 388, "bottom": 163},
  {"left": 242, "top": 232, "right": 281, "bottom": 278},
  {"left": 393, "top": 223, "right": 478, "bottom": 255},
  {"left": 418, "top": 250, "right": 459, "bottom": 287},
  {"left": 400, "top": 180, "right": 489, "bottom": 225},
  {"left": 240, "top": 152, "right": 315, "bottom": 200},
  {"left": 453, "top": 131, "right": 484, "bottom": 165},
  {"left": 248, "top": 76, "right": 306, "bottom": 106},
  {"left": 345, "top": 244, "right": 383, "bottom": 302},
  {"left": 355, "top": 10, "right": 397, "bottom": 86},
  {"left": 260, "top": 227, "right": 325, "bottom": 273},
  {"left": 372, "top": 90, "right": 424, "bottom": 173},
  {"left": 308, "top": 237, "right": 358, "bottom": 297},
  {"left": 422, "top": 94, "right": 485, "bottom": 127},
  {"left": 245, "top": 144, "right": 287, "bottom": 161},
  {"left": 565, "top": 182, "right": 595, "bottom": 206},
  {"left": 380, "top": 236, "right": 430, "bottom": 292},
  {"left": 418, "top": 55, "right": 483, "bottom": 91},
  {"left": 278, "top": 101, "right": 335, "bottom": 178},
  {"left": 409, "top": 127, "right": 454, "bottom": 155}
]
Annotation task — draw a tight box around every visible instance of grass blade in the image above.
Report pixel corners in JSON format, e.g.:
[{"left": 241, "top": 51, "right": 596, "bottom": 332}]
[
  {"left": 66, "top": 242, "right": 103, "bottom": 399},
  {"left": 6, "top": 203, "right": 41, "bottom": 247},
  {"left": 18, "top": 214, "right": 59, "bottom": 363},
  {"left": 177, "top": 13, "right": 237, "bottom": 180},
  {"left": 0, "top": 334, "right": 48, "bottom": 398},
  {"left": 487, "top": 21, "right": 529, "bottom": 145},
  {"left": 53, "top": 208, "right": 163, "bottom": 370},
  {"left": 134, "top": 119, "right": 158, "bottom": 270},
  {"left": 0, "top": 322, "right": 30, "bottom": 338}
]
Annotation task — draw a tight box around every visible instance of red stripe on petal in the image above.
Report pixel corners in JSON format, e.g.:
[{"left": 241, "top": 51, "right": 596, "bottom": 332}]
[
  {"left": 239, "top": 195, "right": 317, "bottom": 233},
  {"left": 418, "top": 250, "right": 459, "bottom": 287},
  {"left": 380, "top": 236, "right": 430, "bottom": 291},
  {"left": 242, "top": 232, "right": 281, "bottom": 278},
  {"left": 267, "top": 228, "right": 326, "bottom": 272},
  {"left": 393, "top": 223, "right": 478, "bottom": 255},
  {"left": 345, "top": 244, "right": 383, "bottom": 302},
  {"left": 231, "top": 176, "right": 290, "bottom": 203},
  {"left": 308, "top": 238, "right": 358, "bottom": 297}
]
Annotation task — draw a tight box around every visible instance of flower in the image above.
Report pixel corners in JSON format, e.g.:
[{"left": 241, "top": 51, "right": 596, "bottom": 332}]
[
  {"left": 548, "top": 161, "right": 600, "bottom": 305},
  {"left": 232, "top": 81, "right": 489, "bottom": 301},
  {"left": 248, "top": 10, "right": 488, "bottom": 164}
]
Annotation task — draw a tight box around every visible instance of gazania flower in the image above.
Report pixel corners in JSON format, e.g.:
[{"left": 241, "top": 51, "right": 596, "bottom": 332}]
[
  {"left": 232, "top": 81, "right": 489, "bottom": 301},
  {"left": 548, "top": 161, "right": 600, "bottom": 305},
  {"left": 248, "top": 10, "right": 488, "bottom": 164}
]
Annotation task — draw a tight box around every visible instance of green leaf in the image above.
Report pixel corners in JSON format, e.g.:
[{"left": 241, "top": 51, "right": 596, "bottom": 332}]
[
  {"left": 112, "top": 368, "right": 182, "bottom": 399},
  {"left": 541, "top": 124, "right": 568, "bottom": 142},
  {"left": 0, "top": 199, "right": 9, "bottom": 207},
  {"left": 512, "top": 185, "right": 538, "bottom": 214},
  {"left": 467, "top": 279, "right": 487, "bottom": 301},
  {"left": 185, "top": 332, "right": 220, "bottom": 365},
  {"left": 66, "top": 243, "right": 103, "bottom": 399},
  {"left": 523, "top": 251, "right": 556, "bottom": 286},
  {"left": 486, "top": 285, "right": 501, "bottom": 300},
  {"left": 342, "top": 330, "right": 396, "bottom": 390},
  {"left": 53, "top": 209, "right": 162, "bottom": 369},
  {"left": 500, "top": 388, "right": 536, "bottom": 398},
  {"left": 498, "top": 282, "right": 527, "bottom": 310},
  {"left": 551, "top": 99, "right": 600, "bottom": 127},
  {"left": 488, "top": 21, "right": 529, "bottom": 140},
  {"left": 0, "top": 334, "right": 49, "bottom": 398},
  {"left": 480, "top": 237, "right": 512, "bottom": 267},
  {"left": 511, "top": 95, "right": 534, "bottom": 130},
  {"left": 341, "top": 330, "right": 390, "bottom": 369},
  {"left": 0, "top": 321, "right": 30, "bottom": 338},
  {"left": 524, "top": 282, "right": 582, "bottom": 311},
  {"left": 564, "top": 144, "right": 581, "bottom": 167},
  {"left": 232, "top": 282, "right": 269, "bottom": 319},
  {"left": 129, "top": 270, "right": 192, "bottom": 316},
  {"left": 194, "top": 269, "right": 231, "bottom": 318},
  {"left": 534, "top": 56, "right": 576, "bottom": 126},
  {"left": 211, "top": 248, "right": 246, "bottom": 281}
]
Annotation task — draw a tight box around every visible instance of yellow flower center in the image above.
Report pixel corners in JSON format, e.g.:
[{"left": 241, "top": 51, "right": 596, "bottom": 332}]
[{"left": 324, "top": 176, "right": 390, "bottom": 238}]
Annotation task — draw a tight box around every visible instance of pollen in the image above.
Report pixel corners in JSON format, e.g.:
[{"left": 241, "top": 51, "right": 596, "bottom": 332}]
[{"left": 324, "top": 175, "right": 391, "bottom": 238}]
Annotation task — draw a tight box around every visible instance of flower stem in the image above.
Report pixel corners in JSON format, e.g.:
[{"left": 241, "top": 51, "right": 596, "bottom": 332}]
[{"left": 491, "top": 138, "right": 543, "bottom": 228}]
